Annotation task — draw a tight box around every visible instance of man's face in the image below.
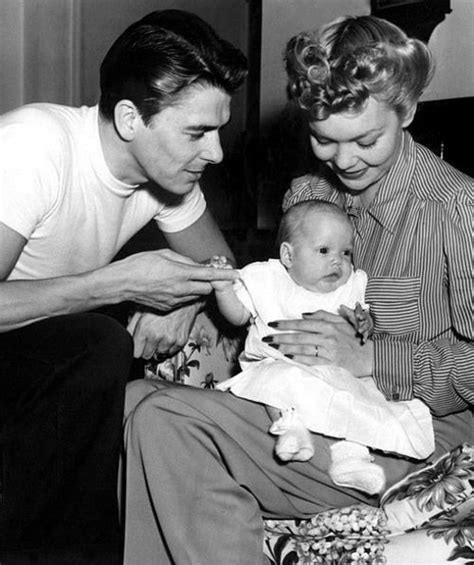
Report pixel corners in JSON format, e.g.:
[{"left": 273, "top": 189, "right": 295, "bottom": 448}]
[
  {"left": 284, "top": 210, "right": 354, "bottom": 293},
  {"left": 131, "top": 84, "right": 231, "bottom": 194}
]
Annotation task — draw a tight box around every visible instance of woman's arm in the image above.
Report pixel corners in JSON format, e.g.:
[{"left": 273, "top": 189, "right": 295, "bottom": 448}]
[
  {"left": 263, "top": 310, "right": 374, "bottom": 378},
  {"left": 410, "top": 191, "right": 474, "bottom": 415}
]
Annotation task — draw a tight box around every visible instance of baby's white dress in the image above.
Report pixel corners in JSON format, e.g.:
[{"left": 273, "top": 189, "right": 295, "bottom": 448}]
[{"left": 217, "top": 259, "right": 434, "bottom": 459}]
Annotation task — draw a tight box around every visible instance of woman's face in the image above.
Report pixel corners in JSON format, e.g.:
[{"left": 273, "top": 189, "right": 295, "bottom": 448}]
[{"left": 308, "top": 97, "right": 414, "bottom": 197}]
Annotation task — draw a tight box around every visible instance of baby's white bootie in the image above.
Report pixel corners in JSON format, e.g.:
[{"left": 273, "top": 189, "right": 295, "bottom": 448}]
[
  {"left": 269, "top": 408, "right": 314, "bottom": 462},
  {"left": 329, "top": 440, "right": 386, "bottom": 495}
]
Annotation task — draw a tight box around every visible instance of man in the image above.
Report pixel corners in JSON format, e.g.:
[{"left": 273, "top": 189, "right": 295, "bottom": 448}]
[{"left": 0, "top": 9, "right": 246, "bottom": 556}]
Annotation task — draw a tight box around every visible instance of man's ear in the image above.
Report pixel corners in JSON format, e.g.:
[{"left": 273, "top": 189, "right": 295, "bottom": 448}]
[
  {"left": 401, "top": 103, "right": 417, "bottom": 129},
  {"left": 280, "top": 242, "right": 293, "bottom": 268},
  {"left": 114, "top": 100, "right": 141, "bottom": 141}
]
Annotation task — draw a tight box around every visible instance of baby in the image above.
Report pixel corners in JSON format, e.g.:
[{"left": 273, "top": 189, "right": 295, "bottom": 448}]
[{"left": 211, "top": 201, "right": 433, "bottom": 495}]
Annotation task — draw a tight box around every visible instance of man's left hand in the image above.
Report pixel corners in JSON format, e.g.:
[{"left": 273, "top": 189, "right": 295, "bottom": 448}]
[{"left": 127, "top": 303, "right": 201, "bottom": 359}]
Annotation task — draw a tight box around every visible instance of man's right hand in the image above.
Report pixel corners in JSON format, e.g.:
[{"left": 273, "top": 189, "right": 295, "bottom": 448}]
[
  {"left": 0, "top": 231, "right": 238, "bottom": 331},
  {"left": 115, "top": 248, "right": 240, "bottom": 311}
]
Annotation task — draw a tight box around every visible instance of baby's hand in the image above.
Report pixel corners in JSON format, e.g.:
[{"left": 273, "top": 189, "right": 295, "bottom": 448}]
[
  {"left": 339, "top": 302, "right": 374, "bottom": 344},
  {"left": 354, "top": 302, "right": 374, "bottom": 344},
  {"left": 206, "top": 256, "right": 235, "bottom": 291},
  {"left": 207, "top": 255, "right": 232, "bottom": 270}
]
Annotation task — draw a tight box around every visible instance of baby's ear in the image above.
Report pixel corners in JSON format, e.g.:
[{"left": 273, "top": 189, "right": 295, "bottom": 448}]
[{"left": 279, "top": 242, "right": 293, "bottom": 268}]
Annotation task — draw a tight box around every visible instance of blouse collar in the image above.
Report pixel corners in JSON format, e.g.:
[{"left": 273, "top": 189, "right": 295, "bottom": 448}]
[{"left": 345, "top": 131, "right": 417, "bottom": 234}]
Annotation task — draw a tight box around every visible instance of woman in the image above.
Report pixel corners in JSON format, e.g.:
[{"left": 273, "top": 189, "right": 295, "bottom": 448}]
[
  {"left": 123, "top": 16, "right": 473, "bottom": 565},
  {"left": 275, "top": 14, "right": 473, "bottom": 432}
]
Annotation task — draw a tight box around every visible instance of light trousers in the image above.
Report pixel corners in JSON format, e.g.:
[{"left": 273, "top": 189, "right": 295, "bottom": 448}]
[{"left": 123, "top": 380, "right": 472, "bottom": 565}]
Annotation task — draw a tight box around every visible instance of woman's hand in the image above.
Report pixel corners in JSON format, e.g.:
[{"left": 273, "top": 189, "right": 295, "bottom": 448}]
[{"left": 264, "top": 310, "right": 374, "bottom": 377}]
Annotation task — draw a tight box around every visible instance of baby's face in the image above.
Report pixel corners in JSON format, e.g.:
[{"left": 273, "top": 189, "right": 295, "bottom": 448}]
[{"left": 284, "top": 210, "right": 353, "bottom": 293}]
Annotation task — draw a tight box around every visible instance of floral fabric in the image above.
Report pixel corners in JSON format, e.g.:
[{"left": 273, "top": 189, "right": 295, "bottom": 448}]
[
  {"left": 264, "top": 505, "right": 389, "bottom": 565},
  {"left": 263, "top": 443, "right": 474, "bottom": 564},
  {"left": 144, "top": 310, "right": 243, "bottom": 388}
]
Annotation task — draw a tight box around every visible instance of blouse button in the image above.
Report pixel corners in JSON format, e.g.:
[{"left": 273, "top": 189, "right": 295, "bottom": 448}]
[{"left": 391, "top": 386, "right": 400, "bottom": 401}]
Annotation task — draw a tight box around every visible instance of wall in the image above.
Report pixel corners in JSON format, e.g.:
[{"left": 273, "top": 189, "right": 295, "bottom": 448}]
[
  {"left": 0, "top": 1, "right": 23, "bottom": 112},
  {"left": 0, "top": 0, "right": 81, "bottom": 113},
  {"left": 421, "top": 0, "right": 474, "bottom": 101}
]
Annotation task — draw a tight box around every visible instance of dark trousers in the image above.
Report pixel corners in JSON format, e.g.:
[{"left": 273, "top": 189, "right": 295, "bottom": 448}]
[{"left": 0, "top": 312, "right": 133, "bottom": 551}]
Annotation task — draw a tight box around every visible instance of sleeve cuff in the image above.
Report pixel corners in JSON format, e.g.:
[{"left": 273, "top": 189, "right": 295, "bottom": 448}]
[{"left": 373, "top": 339, "right": 415, "bottom": 401}]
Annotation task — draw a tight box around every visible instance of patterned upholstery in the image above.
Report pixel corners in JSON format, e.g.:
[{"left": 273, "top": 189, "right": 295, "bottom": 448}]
[{"left": 263, "top": 443, "right": 474, "bottom": 564}]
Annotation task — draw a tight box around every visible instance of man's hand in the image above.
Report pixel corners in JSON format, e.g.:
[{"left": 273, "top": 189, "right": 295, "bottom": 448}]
[
  {"left": 263, "top": 310, "right": 374, "bottom": 377},
  {"left": 127, "top": 304, "right": 200, "bottom": 359},
  {"left": 114, "top": 249, "right": 240, "bottom": 311},
  {"left": 0, "top": 228, "right": 238, "bottom": 332}
]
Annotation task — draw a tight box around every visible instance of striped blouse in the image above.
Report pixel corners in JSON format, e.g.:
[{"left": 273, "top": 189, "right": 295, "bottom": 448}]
[{"left": 283, "top": 131, "right": 473, "bottom": 417}]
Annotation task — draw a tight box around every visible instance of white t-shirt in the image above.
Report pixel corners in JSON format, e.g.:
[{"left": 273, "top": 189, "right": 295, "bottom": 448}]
[{"left": 0, "top": 103, "right": 206, "bottom": 280}]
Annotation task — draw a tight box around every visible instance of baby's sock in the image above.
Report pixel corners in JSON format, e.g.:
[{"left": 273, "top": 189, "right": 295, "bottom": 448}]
[
  {"left": 269, "top": 408, "right": 314, "bottom": 462},
  {"left": 329, "top": 440, "right": 386, "bottom": 495}
]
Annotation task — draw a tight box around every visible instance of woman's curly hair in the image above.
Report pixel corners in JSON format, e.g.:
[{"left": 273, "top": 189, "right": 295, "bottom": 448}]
[{"left": 285, "top": 15, "right": 434, "bottom": 120}]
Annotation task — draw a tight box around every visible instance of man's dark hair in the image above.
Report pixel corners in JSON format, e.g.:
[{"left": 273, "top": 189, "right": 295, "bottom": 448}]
[{"left": 99, "top": 9, "right": 248, "bottom": 124}]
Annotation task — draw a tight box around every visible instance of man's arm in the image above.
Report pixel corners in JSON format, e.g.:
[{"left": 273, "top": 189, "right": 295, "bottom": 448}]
[
  {"left": 0, "top": 221, "right": 25, "bottom": 279},
  {"left": 126, "top": 208, "right": 239, "bottom": 358},
  {"left": 0, "top": 221, "right": 239, "bottom": 333},
  {"left": 163, "top": 208, "right": 236, "bottom": 266}
]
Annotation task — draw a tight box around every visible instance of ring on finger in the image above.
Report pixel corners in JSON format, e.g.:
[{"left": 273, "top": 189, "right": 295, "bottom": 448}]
[{"left": 314, "top": 345, "right": 319, "bottom": 357}]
